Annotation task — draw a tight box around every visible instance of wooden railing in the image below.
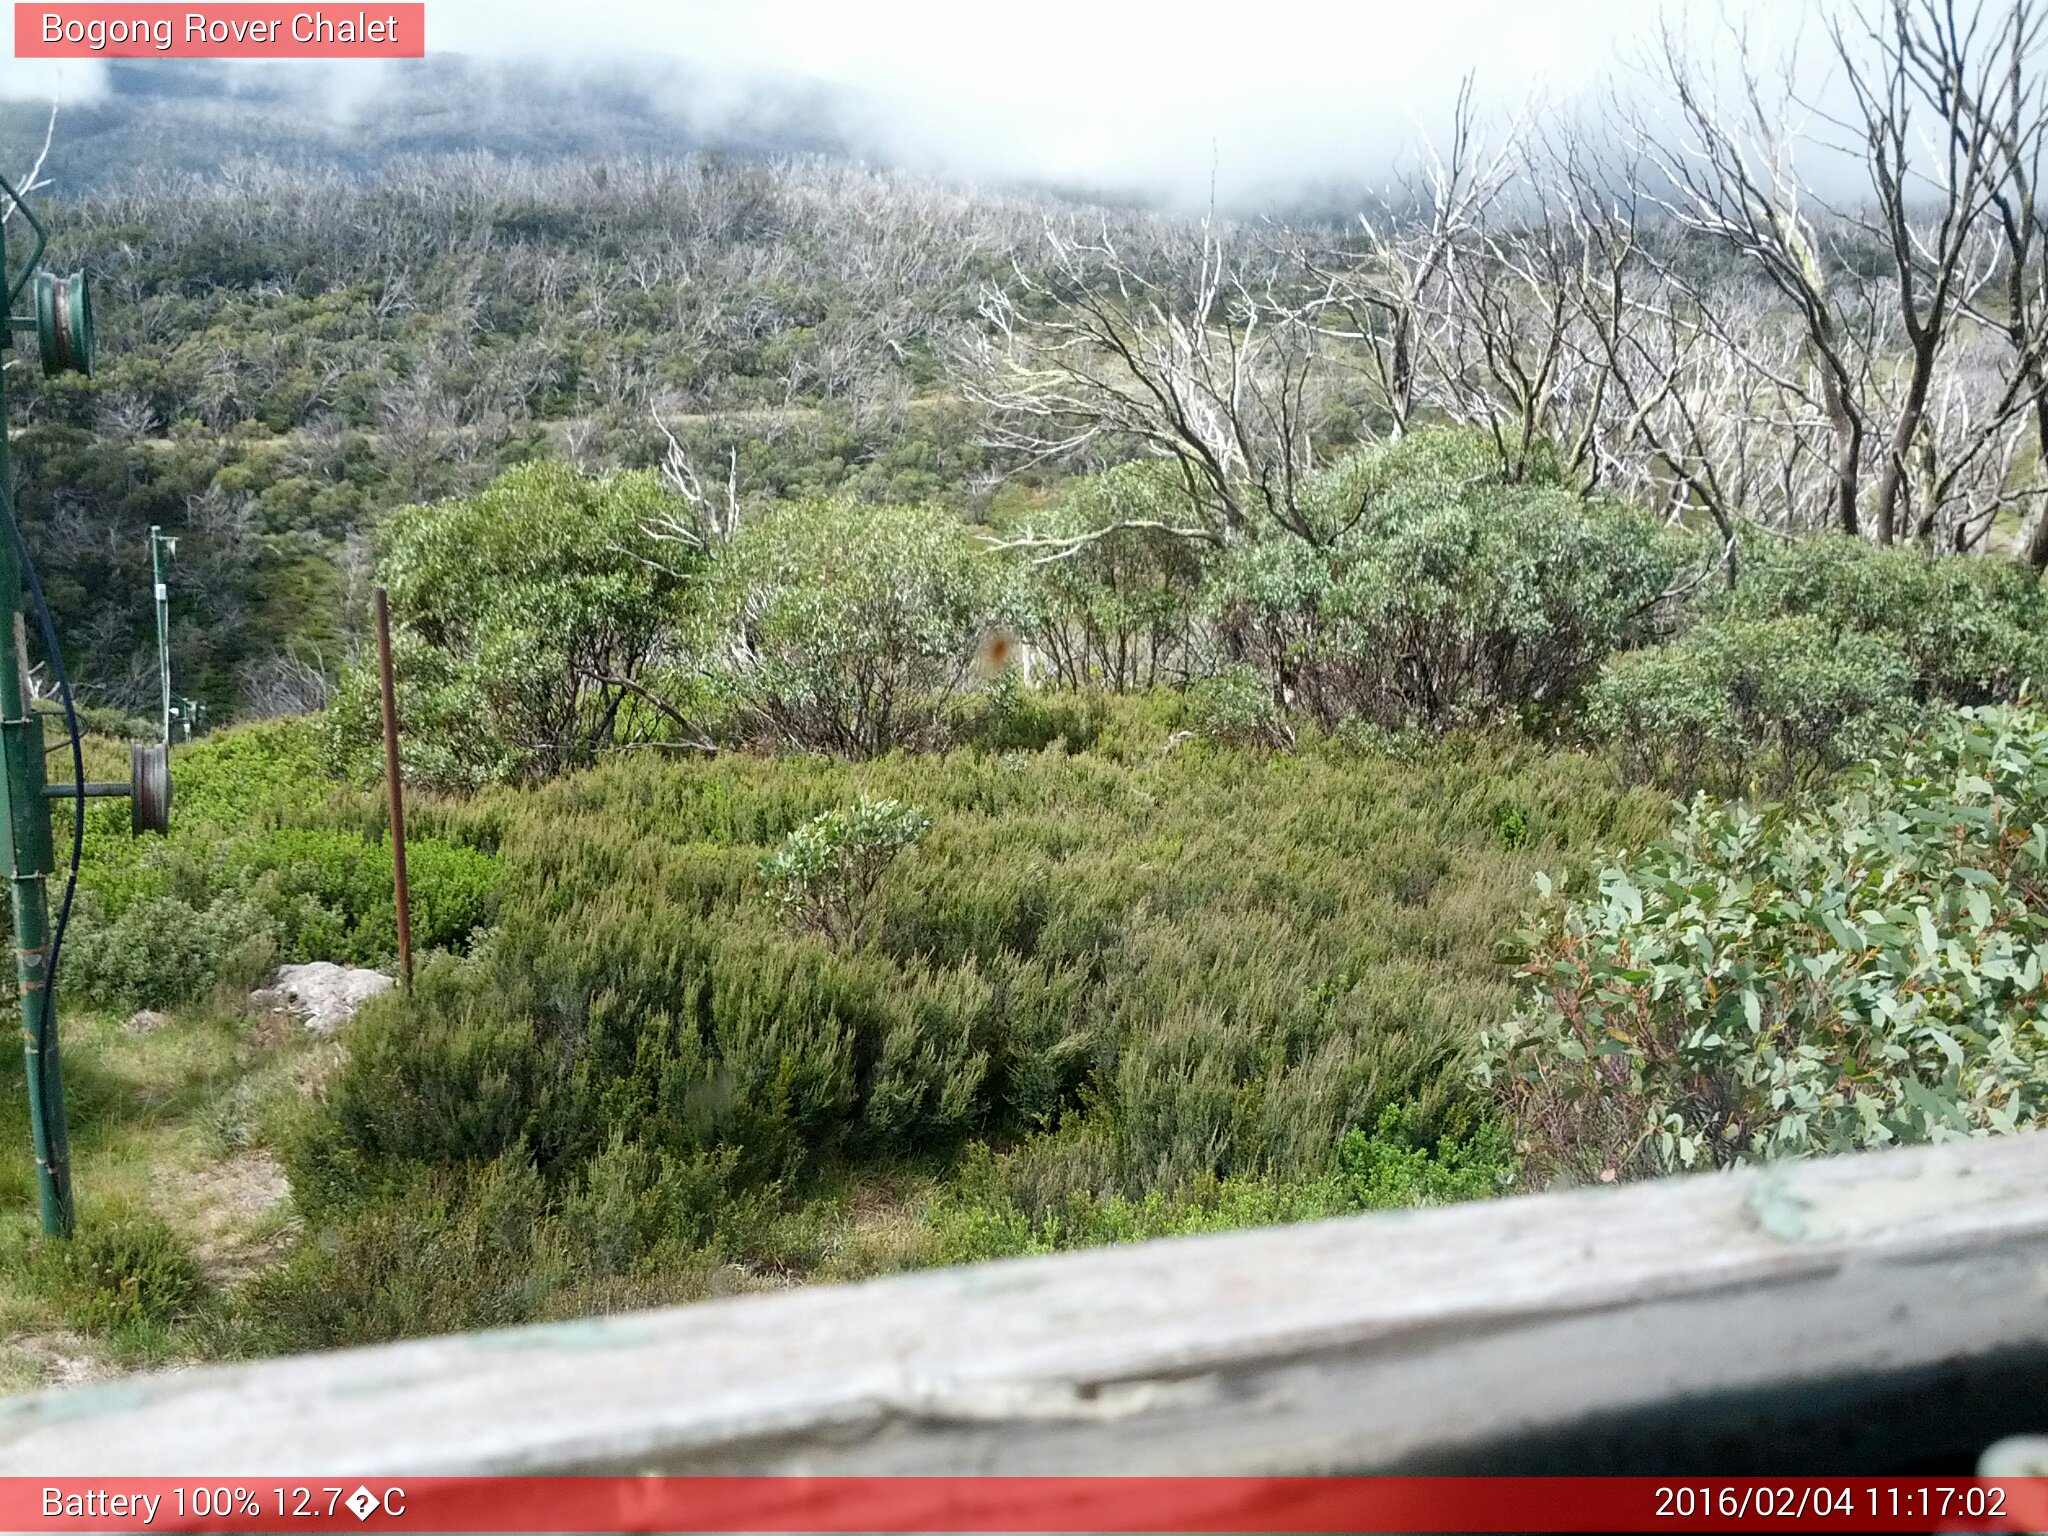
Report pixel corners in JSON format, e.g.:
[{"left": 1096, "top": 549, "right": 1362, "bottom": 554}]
[{"left": 4, "top": 1130, "right": 2047, "bottom": 1476}]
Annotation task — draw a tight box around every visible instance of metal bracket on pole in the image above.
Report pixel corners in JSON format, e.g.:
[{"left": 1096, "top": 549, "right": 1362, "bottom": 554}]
[{"left": 45, "top": 745, "right": 171, "bottom": 836}]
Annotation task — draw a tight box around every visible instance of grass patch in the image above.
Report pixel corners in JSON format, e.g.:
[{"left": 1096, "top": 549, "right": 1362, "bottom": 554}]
[{"left": 0, "top": 1003, "right": 323, "bottom": 1385}]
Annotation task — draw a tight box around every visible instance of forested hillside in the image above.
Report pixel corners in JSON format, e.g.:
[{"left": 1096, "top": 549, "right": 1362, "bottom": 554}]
[
  {"left": 2, "top": 99, "right": 1042, "bottom": 716},
  {"left": 6, "top": 7, "right": 2048, "bottom": 1384}
]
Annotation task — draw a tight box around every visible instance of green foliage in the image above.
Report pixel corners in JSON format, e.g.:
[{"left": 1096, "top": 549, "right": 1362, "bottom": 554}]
[
  {"left": 1719, "top": 534, "right": 2048, "bottom": 705},
  {"left": 1183, "top": 664, "right": 1291, "bottom": 748},
  {"left": 222, "top": 829, "right": 499, "bottom": 965},
  {"left": 699, "top": 499, "right": 1014, "bottom": 757},
  {"left": 332, "top": 462, "right": 704, "bottom": 790},
  {"left": 1008, "top": 463, "right": 1207, "bottom": 691},
  {"left": 247, "top": 1136, "right": 782, "bottom": 1348},
  {"left": 4, "top": 149, "right": 1016, "bottom": 723},
  {"left": 47, "top": 117, "right": 2048, "bottom": 1369},
  {"left": 1589, "top": 538, "right": 2048, "bottom": 797},
  {"left": 62, "top": 892, "right": 277, "bottom": 1012},
  {"left": 154, "top": 716, "right": 336, "bottom": 825},
  {"left": 1207, "top": 431, "right": 1699, "bottom": 731},
  {"left": 1588, "top": 617, "right": 1916, "bottom": 797},
  {"left": 1484, "top": 704, "right": 2048, "bottom": 1186},
  {"left": 760, "top": 800, "right": 933, "bottom": 945},
  {"left": 1336, "top": 1104, "right": 1515, "bottom": 1207},
  {"left": 954, "top": 673, "right": 1124, "bottom": 756},
  {"left": 254, "top": 716, "right": 1662, "bottom": 1345},
  {"left": 249, "top": 1154, "right": 568, "bottom": 1344},
  {"left": 62, "top": 719, "right": 501, "bottom": 1009},
  {"left": 1491, "top": 799, "right": 1532, "bottom": 849},
  {"left": 922, "top": 1143, "right": 1354, "bottom": 1265},
  {"left": 921, "top": 1104, "right": 1513, "bottom": 1264},
  {"left": 53, "top": 1216, "right": 205, "bottom": 1334}
]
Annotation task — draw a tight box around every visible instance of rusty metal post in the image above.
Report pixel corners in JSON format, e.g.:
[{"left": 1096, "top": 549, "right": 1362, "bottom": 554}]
[{"left": 373, "top": 588, "right": 413, "bottom": 990}]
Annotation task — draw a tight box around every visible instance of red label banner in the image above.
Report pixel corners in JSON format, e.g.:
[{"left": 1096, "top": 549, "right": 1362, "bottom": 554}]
[
  {"left": 3, "top": 1477, "right": 2048, "bottom": 1532},
  {"left": 14, "top": 4, "right": 424, "bottom": 58}
]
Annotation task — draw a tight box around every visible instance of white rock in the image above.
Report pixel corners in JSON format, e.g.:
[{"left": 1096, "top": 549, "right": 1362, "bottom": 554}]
[{"left": 256, "top": 962, "right": 395, "bottom": 1036}]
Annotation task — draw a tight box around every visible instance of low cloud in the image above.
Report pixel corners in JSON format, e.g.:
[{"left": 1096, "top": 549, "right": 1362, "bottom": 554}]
[{"left": 5, "top": 0, "right": 1824, "bottom": 209}]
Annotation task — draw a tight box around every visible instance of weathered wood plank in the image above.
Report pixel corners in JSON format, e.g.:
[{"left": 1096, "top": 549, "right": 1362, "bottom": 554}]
[{"left": 5, "top": 1131, "right": 2048, "bottom": 1475}]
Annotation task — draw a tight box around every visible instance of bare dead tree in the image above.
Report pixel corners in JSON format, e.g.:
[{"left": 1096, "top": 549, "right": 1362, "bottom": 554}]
[
  {"left": 2, "top": 96, "right": 58, "bottom": 226},
  {"left": 1637, "top": 19, "right": 1877, "bottom": 538},
  {"left": 1628, "top": 3, "right": 2048, "bottom": 548},
  {"left": 236, "top": 648, "right": 336, "bottom": 719},
  {"left": 649, "top": 403, "right": 742, "bottom": 551},
  {"left": 1911, "top": 0, "right": 2048, "bottom": 566},
  {"left": 1424, "top": 137, "right": 1621, "bottom": 484},
  {"left": 969, "top": 214, "right": 1338, "bottom": 552},
  {"left": 1908, "top": 344, "right": 2041, "bottom": 547},
  {"left": 1551, "top": 139, "right": 1751, "bottom": 552},
  {"left": 1, "top": 97, "right": 59, "bottom": 378},
  {"left": 1302, "top": 77, "right": 1521, "bottom": 437},
  {"left": 1828, "top": 0, "right": 2009, "bottom": 542}
]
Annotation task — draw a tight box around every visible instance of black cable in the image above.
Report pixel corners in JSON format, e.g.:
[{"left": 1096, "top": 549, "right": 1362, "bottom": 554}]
[{"left": 22, "top": 536, "right": 84, "bottom": 1001}]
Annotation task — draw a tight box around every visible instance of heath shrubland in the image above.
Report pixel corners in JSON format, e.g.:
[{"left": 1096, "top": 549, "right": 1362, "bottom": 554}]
[{"left": 30, "top": 427, "right": 2048, "bottom": 1357}]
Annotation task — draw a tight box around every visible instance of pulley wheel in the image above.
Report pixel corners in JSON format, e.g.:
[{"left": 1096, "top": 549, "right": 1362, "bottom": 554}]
[
  {"left": 130, "top": 741, "right": 170, "bottom": 836},
  {"left": 35, "top": 270, "right": 92, "bottom": 378}
]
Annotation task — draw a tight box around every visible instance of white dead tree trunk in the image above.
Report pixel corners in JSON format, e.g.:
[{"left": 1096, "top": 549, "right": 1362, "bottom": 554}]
[
  {"left": 1636, "top": 21, "right": 1877, "bottom": 539},
  {"left": 1631, "top": 2, "right": 2042, "bottom": 549},
  {"left": 649, "top": 402, "right": 742, "bottom": 552},
  {"left": 1303, "top": 77, "right": 1521, "bottom": 439},
  {"left": 1831, "top": 0, "right": 2009, "bottom": 544},
  {"left": 1, "top": 98, "right": 59, "bottom": 378},
  {"left": 968, "top": 215, "right": 1333, "bottom": 554}
]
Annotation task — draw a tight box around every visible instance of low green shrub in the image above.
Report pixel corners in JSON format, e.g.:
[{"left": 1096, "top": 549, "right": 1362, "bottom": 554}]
[
  {"left": 953, "top": 674, "right": 1119, "bottom": 755},
  {"left": 698, "top": 498, "right": 1016, "bottom": 757},
  {"left": 253, "top": 721, "right": 1662, "bottom": 1345},
  {"left": 1587, "top": 616, "right": 1916, "bottom": 797},
  {"left": 760, "top": 800, "right": 932, "bottom": 946},
  {"left": 1719, "top": 534, "right": 2048, "bottom": 705},
  {"left": 54, "top": 1216, "right": 205, "bottom": 1334},
  {"left": 1008, "top": 462, "right": 1207, "bottom": 691},
  {"left": 922, "top": 1105, "right": 1513, "bottom": 1264},
  {"left": 1207, "top": 430, "right": 1699, "bottom": 732},
  {"left": 64, "top": 721, "right": 502, "bottom": 1009},
  {"left": 252, "top": 1138, "right": 781, "bottom": 1350},
  {"left": 1483, "top": 703, "right": 2048, "bottom": 1187},
  {"left": 247, "top": 1155, "right": 567, "bottom": 1346},
  {"left": 1183, "top": 663, "right": 1290, "bottom": 748},
  {"left": 328, "top": 462, "right": 705, "bottom": 790},
  {"left": 923, "top": 1152, "right": 1357, "bottom": 1265},
  {"left": 223, "top": 828, "right": 499, "bottom": 963},
  {"left": 1491, "top": 799, "right": 1532, "bottom": 850},
  {"left": 1336, "top": 1103, "right": 1515, "bottom": 1207},
  {"left": 63, "top": 892, "right": 278, "bottom": 1011},
  {"left": 287, "top": 956, "right": 566, "bottom": 1208},
  {"left": 1589, "top": 537, "right": 2048, "bottom": 798}
]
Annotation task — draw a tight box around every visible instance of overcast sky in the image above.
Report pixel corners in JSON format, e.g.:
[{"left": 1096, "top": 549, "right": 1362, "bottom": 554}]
[{"left": 6, "top": 0, "right": 1817, "bottom": 203}]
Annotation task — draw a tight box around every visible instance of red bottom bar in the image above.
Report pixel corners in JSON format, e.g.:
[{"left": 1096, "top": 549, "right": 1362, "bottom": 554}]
[{"left": 7, "top": 1476, "right": 2048, "bottom": 1533}]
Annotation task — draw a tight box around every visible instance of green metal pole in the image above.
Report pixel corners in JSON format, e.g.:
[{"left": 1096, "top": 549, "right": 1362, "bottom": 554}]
[
  {"left": 0, "top": 218, "right": 72, "bottom": 1238},
  {"left": 151, "top": 527, "right": 170, "bottom": 747}
]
